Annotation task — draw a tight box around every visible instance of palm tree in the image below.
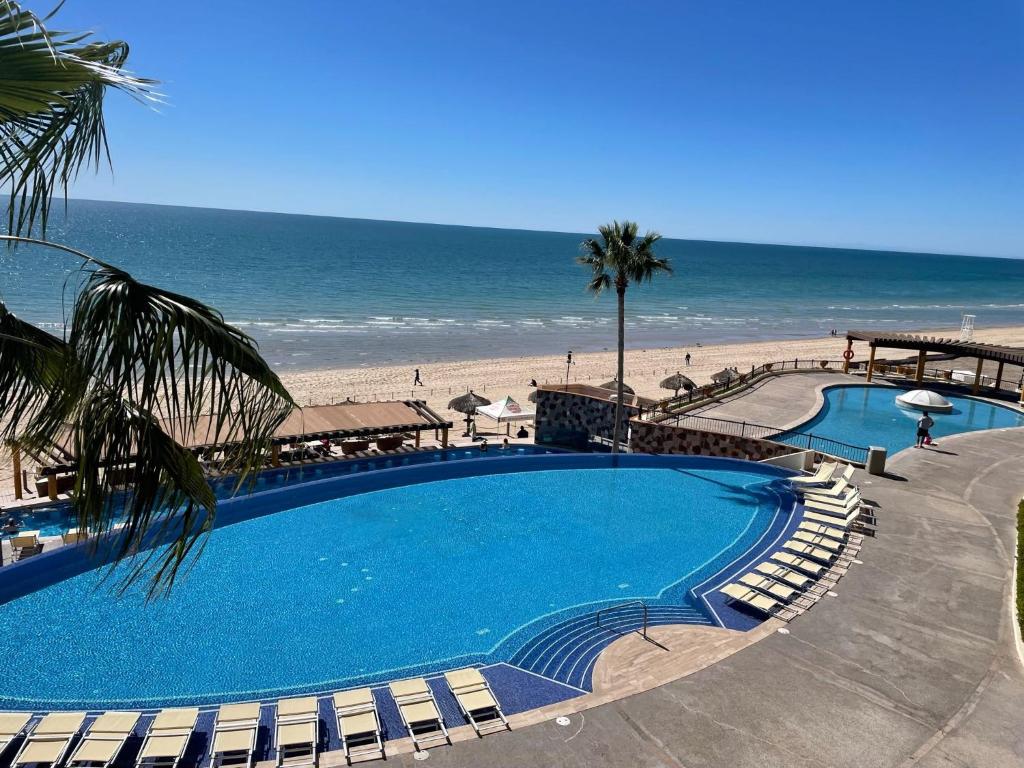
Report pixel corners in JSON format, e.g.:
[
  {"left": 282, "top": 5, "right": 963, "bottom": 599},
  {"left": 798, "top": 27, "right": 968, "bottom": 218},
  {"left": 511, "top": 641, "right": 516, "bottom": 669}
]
[
  {"left": 0, "top": 0, "right": 158, "bottom": 236},
  {"left": 0, "top": 3, "right": 294, "bottom": 594},
  {"left": 578, "top": 221, "right": 671, "bottom": 452}
]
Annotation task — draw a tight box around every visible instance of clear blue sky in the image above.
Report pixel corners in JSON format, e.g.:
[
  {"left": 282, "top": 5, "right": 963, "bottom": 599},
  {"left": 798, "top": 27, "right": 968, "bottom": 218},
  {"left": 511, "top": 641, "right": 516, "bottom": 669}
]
[{"left": 59, "top": 0, "right": 1023, "bottom": 257}]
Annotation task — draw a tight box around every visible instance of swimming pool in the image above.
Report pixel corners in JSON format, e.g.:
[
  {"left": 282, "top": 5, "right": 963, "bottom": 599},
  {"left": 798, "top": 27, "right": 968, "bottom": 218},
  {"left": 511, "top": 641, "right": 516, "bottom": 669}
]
[
  {"left": 0, "top": 454, "right": 792, "bottom": 709},
  {"left": 5, "top": 445, "right": 557, "bottom": 536},
  {"left": 782, "top": 385, "right": 1024, "bottom": 456}
]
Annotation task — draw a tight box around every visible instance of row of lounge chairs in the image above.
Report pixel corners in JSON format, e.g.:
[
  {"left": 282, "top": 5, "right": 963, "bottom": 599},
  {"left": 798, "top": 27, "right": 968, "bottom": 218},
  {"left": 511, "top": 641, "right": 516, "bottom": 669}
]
[
  {"left": 0, "top": 669, "right": 507, "bottom": 768},
  {"left": 721, "top": 461, "right": 876, "bottom": 621}
]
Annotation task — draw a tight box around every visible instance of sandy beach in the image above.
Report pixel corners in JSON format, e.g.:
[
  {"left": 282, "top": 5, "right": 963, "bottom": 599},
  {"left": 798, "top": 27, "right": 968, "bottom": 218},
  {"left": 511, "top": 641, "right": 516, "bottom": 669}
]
[{"left": 3, "top": 324, "right": 1023, "bottom": 496}]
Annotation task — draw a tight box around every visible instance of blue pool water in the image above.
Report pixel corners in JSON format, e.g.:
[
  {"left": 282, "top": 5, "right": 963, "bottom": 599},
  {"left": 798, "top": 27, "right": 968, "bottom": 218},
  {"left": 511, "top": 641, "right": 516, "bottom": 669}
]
[
  {"left": 786, "top": 385, "right": 1024, "bottom": 456},
  {"left": 0, "top": 457, "right": 787, "bottom": 708},
  {"left": 6, "top": 446, "right": 555, "bottom": 537}
]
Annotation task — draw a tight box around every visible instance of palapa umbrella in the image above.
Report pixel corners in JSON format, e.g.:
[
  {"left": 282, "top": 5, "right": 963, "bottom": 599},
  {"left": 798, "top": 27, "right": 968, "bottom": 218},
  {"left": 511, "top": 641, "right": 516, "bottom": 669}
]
[
  {"left": 711, "top": 367, "right": 739, "bottom": 384},
  {"left": 448, "top": 390, "right": 492, "bottom": 436},
  {"left": 599, "top": 379, "right": 635, "bottom": 396},
  {"left": 660, "top": 372, "right": 695, "bottom": 396}
]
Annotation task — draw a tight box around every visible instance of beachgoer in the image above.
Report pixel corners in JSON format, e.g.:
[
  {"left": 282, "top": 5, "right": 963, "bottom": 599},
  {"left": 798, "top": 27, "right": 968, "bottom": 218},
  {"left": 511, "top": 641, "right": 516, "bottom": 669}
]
[
  {"left": 516, "top": 425, "right": 528, "bottom": 438},
  {"left": 480, "top": 439, "right": 488, "bottom": 452},
  {"left": 916, "top": 411, "right": 934, "bottom": 447},
  {"left": 3, "top": 517, "right": 19, "bottom": 535},
  {"left": 469, "top": 420, "right": 477, "bottom": 441},
  {"left": 502, "top": 438, "right": 510, "bottom": 449},
  {"left": 685, "top": 352, "right": 691, "bottom": 366},
  {"left": 413, "top": 368, "right": 423, "bottom": 386},
  {"left": 529, "top": 378, "right": 537, "bottom": 387}
]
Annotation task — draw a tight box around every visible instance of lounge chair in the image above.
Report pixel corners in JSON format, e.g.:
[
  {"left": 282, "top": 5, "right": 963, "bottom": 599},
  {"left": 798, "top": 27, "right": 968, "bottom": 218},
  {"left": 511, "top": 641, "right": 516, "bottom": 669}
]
[
  {"left": 10, "top": 532, "right": 42, "bottom": 561},
  {"left": 275, "top": 697, "right": 318, "bottom": 768},
  {"left": 211, "top": 703, "right": 261, "bottom": 768},
  {"left": 798, "top": 521, "right": 847, "bottom": 541},
  {"left": 754, "top": 561, "right": 812, "bottom": 590},
  {"left": 789, "top": 461, "right": 837, "bottom": 487},
  {"left": 0, "top": 713, "right": 32, "bottom": 758},
  {"left": 443, "top": 668, "right": 509, "bottom": 737},
  {"left": 803, "top": 509, "right": 856, "bottom": 528},
  {"left": 332, "top": 689, "right": 383, "bottom": 762},
  {"left": 804, "top": 492, "right": 861, "bottom": 515},
  {"left": 771, "top": 550, "right": 826, "bottom": 577},
  {"left": 798, "top": 465, "right": 855, "bottom": 497},
  {"left": 793, "top": 530, "right": 844, "bottom": 553},
  {"left": 12, "top": 712, "right": 87, "bottom": 768},
  {"left": 719, "top": 583, "right": 796, "bottom": 620},
  {"left": 737, "top": 572, "right": 798, "bottom": 603},
  {"left": 136, "top": 707, "right": 198, "bottom": 768},
  {"left": 388, "top": 678, "right": 449, "bottom": 751},
  {"left": 67, "top": 711, "right": 140, "bottom": 768},
  {"left": 782, "top": 538, "right": 835, "bottom": 563}
]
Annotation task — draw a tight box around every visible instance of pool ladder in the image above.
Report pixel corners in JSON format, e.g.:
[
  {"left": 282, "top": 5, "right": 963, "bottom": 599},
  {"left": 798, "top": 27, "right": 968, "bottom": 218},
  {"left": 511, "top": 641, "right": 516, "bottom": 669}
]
[{"left": 595, "top": 600, "right": 649, "bottom": 641}]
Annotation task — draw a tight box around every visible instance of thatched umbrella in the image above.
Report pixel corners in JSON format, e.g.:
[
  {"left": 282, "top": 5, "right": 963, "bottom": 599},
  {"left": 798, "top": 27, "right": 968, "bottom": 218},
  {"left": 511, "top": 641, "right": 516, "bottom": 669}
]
[
  {"left": 599, "top": 379, "right": 635, "bottom": 396},
  {"left": 711, "top": 367, "right": 739, "bottom": 385},
  {"left": 527, "top": 390, "right": 538, "bottom": 403},
  {"left": 660, "top": 372, "right": 695, "bottom": 396},
  {"left": 448, "top": 390, "right": 491, "bottom": 436}
]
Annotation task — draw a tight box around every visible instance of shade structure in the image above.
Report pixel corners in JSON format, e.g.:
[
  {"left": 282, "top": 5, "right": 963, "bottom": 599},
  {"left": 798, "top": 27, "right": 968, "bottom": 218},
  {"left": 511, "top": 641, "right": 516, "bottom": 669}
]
[
  {"left": 599, "top": 379, "right": 635, "bottom": 396},
  {"left": 448, "top": 391, "right": 491, "bottom": 413},
  {"left": 476, "top": 395, "right": 534, "bottom": 424},
  {"left": 527, "top": 390, "right": 538, "bottom": 403},
  {"left": 711, "top": 367, "right": 739, "bottom": 384},
  {"left": 895, "top": 389, "right": 954, "bottom": 414},
  {"left": 660, "top": 372, "right": 695, "bottom": 394},
  {"left": 448, "top": 390, "right": 491, "bottom": 436}
]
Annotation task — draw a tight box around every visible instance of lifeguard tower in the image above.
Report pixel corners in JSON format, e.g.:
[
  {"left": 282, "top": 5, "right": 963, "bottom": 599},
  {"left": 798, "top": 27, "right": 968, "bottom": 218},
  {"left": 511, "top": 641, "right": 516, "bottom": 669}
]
[{"left": 959, "top": 314, "right": 976, "bottom": 342}]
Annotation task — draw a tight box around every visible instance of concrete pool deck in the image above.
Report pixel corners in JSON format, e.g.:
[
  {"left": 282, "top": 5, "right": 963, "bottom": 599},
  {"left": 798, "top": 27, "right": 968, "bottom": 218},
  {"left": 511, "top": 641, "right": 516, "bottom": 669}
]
[{"left": 386, "top": 426, "right": 1024, "bottom": 767}]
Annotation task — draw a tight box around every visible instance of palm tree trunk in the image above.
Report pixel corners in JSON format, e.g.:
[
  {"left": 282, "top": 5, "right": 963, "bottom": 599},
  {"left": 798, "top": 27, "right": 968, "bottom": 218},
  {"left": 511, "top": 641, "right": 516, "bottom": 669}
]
[{"left": 612, "top": 279, "right": 626, "bottom": 453}]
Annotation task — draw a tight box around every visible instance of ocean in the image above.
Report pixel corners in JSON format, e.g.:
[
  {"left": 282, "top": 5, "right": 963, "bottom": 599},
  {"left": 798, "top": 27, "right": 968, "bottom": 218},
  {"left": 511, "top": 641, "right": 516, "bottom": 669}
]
[{"left": 2, "top": 199, "right": 1022, "bottom": 371}]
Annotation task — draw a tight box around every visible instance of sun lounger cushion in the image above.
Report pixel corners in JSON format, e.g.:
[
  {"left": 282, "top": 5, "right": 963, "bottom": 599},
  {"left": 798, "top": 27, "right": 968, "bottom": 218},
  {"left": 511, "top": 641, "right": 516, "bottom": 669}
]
[
  {"left": 218, "top": 703, "right": 261, "bottom": 723},
  {"left": 33, "top": 712, "right": 86, "bottom": 736},
  {"left": 277, "top": 698, "right": 318, "bottom": 719},
  {"left": 140, "top": 734, "right": 190, "bottom": 760},
  {"left": 150, "top": 708, "right": 199, "bottom": 732},
  {"left": 754, "top": 562, "right": 811, "bottom": 589},
  {"left": 784, "top": 539, "right": 834, "bottom": 562},
  {"left": 276, "top": 722, "right": 315, "bottom": 748},
  {"left": 70, "top": 739, "right": 123, "bottom": 764},
  {"left": 17, "top": 740, "right": 67, "bottom": 765},
  {"left": 738, "top": 573, "right": 795, "bottom": 601},
  {"left": 212, "top": 728, "right": 254, "bottom": 755},
  {"left": 0, "top": 713, "right": 31, "bottom": 736},
  {"left": 771, "top": 551, "right": 826, "bottom": 577},
  {"left": 337, "top": 712, "right": 378, "bottom": 738},
  {"left": 721, "top": 582, "right": 778, "bottom": 613},
  {"left": 87, "top": 712, "right": 139, "bottom": 734}
]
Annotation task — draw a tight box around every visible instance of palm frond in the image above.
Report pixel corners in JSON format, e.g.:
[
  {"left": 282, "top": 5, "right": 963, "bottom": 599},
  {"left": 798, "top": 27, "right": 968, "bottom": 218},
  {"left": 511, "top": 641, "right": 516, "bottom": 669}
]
[{"left": 0, "top": 0, "right": 158, "bottom": 235}]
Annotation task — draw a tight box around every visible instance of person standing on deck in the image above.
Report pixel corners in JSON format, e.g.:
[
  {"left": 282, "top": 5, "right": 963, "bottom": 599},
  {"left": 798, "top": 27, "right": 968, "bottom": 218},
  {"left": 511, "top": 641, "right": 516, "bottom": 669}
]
[{"left": 916, "top": 411, "right": 934, "bottom": 448}]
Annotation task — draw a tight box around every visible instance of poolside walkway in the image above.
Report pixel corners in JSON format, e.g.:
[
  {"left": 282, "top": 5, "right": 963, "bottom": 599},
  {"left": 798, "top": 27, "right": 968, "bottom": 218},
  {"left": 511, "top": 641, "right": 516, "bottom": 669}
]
[
  {"left": 389, "top": 426, "right": 1024, "bottom": 767},
  {"left": 687, "top": 371, "right": 861, "bottom": 430}
]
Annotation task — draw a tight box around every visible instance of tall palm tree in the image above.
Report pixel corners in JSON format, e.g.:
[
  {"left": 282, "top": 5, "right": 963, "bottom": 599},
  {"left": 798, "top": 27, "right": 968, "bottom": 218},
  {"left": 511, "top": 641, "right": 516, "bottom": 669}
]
[
  {"left": 0, "top": 3, "right": 294, "bottom": 594},
  {"left": 578, "top": 221, "right": 671, "bottom": 453}
]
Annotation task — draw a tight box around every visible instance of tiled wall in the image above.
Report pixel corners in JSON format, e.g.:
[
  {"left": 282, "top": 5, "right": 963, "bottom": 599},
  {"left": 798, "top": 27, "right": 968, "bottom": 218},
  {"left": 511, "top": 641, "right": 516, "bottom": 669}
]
[
  {"left": 534, "top": 389, "right": 638, "bottom": 447},
  {"left": 628, "top": 420, "right": 803, "bottom": 461}
]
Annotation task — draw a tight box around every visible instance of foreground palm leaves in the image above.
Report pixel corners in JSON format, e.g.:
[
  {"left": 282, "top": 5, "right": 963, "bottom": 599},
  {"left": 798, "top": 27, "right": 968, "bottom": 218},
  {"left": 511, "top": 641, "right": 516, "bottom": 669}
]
[
  {"left": 0, "top": 238, "right": 294, "bottom": 594},
  {"left": 0, "top": 0, "right": 157, "bottom": 235}
]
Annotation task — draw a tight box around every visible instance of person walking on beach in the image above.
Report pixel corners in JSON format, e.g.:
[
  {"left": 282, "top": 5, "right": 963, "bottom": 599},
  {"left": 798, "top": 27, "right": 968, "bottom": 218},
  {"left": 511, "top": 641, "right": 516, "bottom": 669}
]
[
  {"left": 685, "top": 352, "right": 691, "bottom": 366},
  {"left": 413, "top": 368, "right": 423, "bottom": 386},
  {"left": 916, "top": 411, "right": 934, "bottom": 448}
]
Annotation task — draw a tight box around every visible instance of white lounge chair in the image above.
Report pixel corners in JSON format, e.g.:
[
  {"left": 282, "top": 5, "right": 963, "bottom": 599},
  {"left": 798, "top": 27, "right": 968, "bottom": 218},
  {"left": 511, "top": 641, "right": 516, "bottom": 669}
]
[
  {"left": 12, "top": 712, "right": 87, "bottom": 768},
  {"left": 275, "top": 697, "right": 318, "bottom": 768},
  {"left": 332, "top": 689, "right": 383, "bottom": 762},
  {"left": 754, "top": 561, "right": 812, "bottom": 590},
  {"left": 798, "top": 465, "right": 855, "bottom": 497},
  {"left": 793, "top": 530, "right": 844, "bottom": 553},
  {"left": 388, "top": 678, "right": 449, "bottom": 751},
  {"left": 67, "top": 711, "right": 140, "bottom": 768},
  {"left": 10, "top": 532, "right": 42, "bottom": 561},
  {"left": 789, "top": 461, "right": 837, "bottom": 487},
  {"left": 136, "top": 708, "right": 198, "bottom": 768},
  {"left": 798, "top": 521, "right": 848, "bottom": 541},
  {"left": 804, "top": 491, "right": 861, "bottom": 515},
  {"left": 737, "top": 572, "right": 798, "bottom": 603},
  {"left": 0, "top": 713, "right": 31, "bottom": 758},
  {"left": 782, "top": 538, "right": 835, "bottom": 563},
  {"left": 443, "top": 668, "right": 509, "bottom": 737},
  {"left": 771, "top": 550, "right": 826, "bottom": 577},
  {"left": 211, "top": 703, "right": 261, "bottom": 768},
  {"left": 719, "top": 583, "right": 797, "bottom": 620}
]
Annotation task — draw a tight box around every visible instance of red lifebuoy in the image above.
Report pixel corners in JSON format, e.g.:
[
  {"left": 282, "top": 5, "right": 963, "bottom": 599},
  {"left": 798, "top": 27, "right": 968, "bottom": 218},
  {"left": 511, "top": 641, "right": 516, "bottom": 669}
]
[{"left": 843, "top": 349, "right": 855, "bottom": 361}]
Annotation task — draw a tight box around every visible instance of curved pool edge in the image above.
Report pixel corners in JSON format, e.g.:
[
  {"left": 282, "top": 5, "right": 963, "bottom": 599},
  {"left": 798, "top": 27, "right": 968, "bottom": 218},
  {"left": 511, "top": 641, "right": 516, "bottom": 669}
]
[{"left": 0, "top": 453, "right": 800, "bottom": 711}]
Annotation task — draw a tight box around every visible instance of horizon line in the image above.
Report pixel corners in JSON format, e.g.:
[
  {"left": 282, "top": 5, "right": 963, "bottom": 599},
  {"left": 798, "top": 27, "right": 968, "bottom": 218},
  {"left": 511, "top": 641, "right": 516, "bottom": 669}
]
[{"left": 63, "top": 196, "right": 1015, "bottom": 263}]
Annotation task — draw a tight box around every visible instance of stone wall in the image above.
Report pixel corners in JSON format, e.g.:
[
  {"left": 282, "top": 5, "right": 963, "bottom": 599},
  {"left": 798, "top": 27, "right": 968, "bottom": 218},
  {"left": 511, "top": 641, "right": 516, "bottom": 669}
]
[
  {"left": 534, "top": 389, "right": 639, "bottom": 448},
  {"left": 629, "top": 420, "right": 803, "bottom": 461}
]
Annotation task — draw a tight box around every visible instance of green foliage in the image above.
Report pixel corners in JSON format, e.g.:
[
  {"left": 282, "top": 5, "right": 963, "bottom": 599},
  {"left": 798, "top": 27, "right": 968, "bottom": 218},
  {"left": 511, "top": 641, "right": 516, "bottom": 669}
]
[
  {"left": 0, "top": 0, "right": 157, "bottom": 235},
  {"left": 1017, "top": 499, "right": 1024, "bottom": 638},
  {"left": 0, "top": 237, "right": 294, "bottom": 596}
]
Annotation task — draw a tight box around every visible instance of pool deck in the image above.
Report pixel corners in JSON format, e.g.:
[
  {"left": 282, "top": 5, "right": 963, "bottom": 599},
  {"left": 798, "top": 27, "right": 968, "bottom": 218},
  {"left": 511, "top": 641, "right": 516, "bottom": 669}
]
[{"left": 384, "top": 425, "right": 1024, "bottom": 767}]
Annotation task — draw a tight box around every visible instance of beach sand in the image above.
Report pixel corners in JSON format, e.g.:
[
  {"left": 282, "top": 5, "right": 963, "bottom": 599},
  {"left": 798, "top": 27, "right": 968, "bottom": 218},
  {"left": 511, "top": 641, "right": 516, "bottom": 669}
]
[{"left": 3, "top": 325, "right": 1023, "bottom": 496}]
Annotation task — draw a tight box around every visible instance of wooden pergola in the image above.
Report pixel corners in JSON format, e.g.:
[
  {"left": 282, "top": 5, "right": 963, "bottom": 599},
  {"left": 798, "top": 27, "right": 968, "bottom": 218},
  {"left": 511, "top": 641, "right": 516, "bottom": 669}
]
[
  {"left": 8, "top": 399, "right": 452, "bottom": 501},
  {"left": 844, "top": 330, "right": 1024, "bottom": 401}
]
